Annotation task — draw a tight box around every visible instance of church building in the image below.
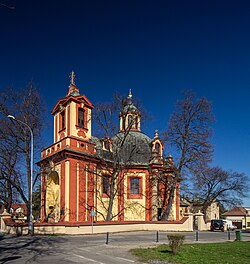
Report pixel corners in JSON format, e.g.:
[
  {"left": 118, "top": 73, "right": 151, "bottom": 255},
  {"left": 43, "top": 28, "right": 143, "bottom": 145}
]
[{"left": 39, "top": 72, "right": 180, "bottom": 223}]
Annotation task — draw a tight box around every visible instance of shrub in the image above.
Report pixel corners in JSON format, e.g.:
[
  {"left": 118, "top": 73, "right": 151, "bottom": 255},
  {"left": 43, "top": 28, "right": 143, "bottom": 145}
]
[{"left": 167, "top": 234, "right": 185, "bottom": 255}]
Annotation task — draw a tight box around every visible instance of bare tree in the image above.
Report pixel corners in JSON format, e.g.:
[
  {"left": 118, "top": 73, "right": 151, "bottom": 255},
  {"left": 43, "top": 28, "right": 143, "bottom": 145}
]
[
  {"left": 192, "top": 166, "right": 249, "bottom": 217},
  {"left": 161, "top": 90, "right": 214, "bottom": 220},
  {"left": 0, "top": 130, "right": 20, "bottom": 211},
  {"left": 0, "top": 82, "right": 45, "bottom": 223}
]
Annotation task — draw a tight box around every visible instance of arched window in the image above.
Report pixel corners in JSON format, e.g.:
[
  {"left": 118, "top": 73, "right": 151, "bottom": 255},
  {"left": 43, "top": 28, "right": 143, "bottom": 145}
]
[
  {"left": 130, "top": 177, "right": 140, "bottom": 195},
  {"left": 60, "top": 110, "right": 65, "bottom": 130},
  {"left": 46, "top": 171, "right": 60, "bottom": 222},
  {"left": 135, "top": 116, "right": 138, "bottom": 129},
  {"left": 128, "top": 115, "right": 133, "bottom": 127},
  {"left": 155, "top": 143, "right": 160, "bottom": 154},
  {"left": 78, "top": 108, "right": 85, "bottom": 128},
  {"left": 104, "top": 140, "right": 110, "bottom": 151},
  {"left": 102, "top": 175, "right": 111, "bottom": 196}
]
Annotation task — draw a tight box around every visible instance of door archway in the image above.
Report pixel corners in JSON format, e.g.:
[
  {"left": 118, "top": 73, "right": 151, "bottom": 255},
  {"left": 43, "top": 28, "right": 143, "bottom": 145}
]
[{"left": 46, "top": 171, "right": 60, "bottom": 222}]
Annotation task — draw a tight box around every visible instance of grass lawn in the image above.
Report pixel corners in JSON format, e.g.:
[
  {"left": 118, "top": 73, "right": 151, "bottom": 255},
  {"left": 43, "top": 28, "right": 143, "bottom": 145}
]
[{"left": 131, "top": 241, "right": 250, "bottom": 264}]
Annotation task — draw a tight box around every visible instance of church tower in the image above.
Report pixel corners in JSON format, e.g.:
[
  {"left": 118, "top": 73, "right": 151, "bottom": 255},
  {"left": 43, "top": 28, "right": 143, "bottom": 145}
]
[
  {"left": 40, "top": 72, "right": 96, "bottom": 223},
  {"left": 51, "top": 71, "right": 93, "bottom": 142}
]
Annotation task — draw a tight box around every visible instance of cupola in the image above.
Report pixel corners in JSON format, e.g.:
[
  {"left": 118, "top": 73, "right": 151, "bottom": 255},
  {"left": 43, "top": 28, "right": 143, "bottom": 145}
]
[
  {"left": 119, "top": 89, "right": 141, "bottom": 131},
  {"left": 151, "top": 130, "right": 164, "bottom": 158}
]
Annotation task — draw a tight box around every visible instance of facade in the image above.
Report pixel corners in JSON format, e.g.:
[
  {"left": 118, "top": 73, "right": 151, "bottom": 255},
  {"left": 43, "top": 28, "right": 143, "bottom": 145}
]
[
  {"left": 222, "top": 207, "right": 250, "bottom": 230},
  {"left": 180, "top": 198, "right": 220, "bottom": 221},
  {"left": 39, "top": 73, "right": 180, "bottom": 224}
]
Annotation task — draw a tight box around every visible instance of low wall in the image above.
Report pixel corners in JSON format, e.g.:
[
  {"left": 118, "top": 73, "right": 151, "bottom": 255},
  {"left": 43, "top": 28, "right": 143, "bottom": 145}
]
[
  {"left": 194, "top": 211, "right": 210, "bottom": 231},
  {"left": 1, "top": 215, "right": 195, "bottom": 235},
  {"left": 36, "top": 217, "right": 193, "bottom": 235},
  {"left": 1, "top": 212, "right": 200, "bottom": 235}
]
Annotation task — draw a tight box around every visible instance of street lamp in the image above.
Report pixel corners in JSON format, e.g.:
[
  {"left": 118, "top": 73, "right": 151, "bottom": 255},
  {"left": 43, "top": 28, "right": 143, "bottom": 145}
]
[{"left": 8, "top": 115, "right": 34, "bottom": 235}]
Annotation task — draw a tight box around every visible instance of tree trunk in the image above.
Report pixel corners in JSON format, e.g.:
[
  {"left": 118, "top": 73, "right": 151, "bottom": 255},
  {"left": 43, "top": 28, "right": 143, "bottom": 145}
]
[
  {"left": 105, "top": 176, "right": 116, "bottom": 221},
  {"left": 161, "top": 183, "right": 176, "bottom": 220},
  {"left": 6, "top": 181, "right": 12, "bottom": 212}
]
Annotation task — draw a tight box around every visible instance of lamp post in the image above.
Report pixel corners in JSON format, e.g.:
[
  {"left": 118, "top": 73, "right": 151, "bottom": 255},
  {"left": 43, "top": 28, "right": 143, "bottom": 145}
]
[{"left": 8, "top": 115, "right": 34, "bottom": 235}]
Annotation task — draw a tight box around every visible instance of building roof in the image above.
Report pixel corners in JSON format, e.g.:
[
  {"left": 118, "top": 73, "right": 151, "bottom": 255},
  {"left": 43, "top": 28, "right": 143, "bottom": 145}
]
[
  {"left": 91, "top": 136, "right": 114, "bottom": 163},
  {"left": 11, "top": 204, "right": 27, "bottom": 213},
  {"left": 122, "top": 102, "right": 139, "bottom": 114},
  {"left": 51, "top": 94, "right": 94, "bottom": 115},
  {"left": 112, "top": 130, "right": 152, "bottom": 165},
  {"left": 93, "top": 131, "right": 153, "bottom": 166},
  {"left": 222, "top": 207, "right": 248, "bottom": 216},
  {"left": 120, "top": 89, "right": 140, "bottom": 115}
]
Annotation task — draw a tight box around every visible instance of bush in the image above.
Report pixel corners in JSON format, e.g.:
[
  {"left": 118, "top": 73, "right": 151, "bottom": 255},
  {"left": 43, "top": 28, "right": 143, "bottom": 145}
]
[{"left": 167, "top": 234, "right": 185, "bottom": 255}]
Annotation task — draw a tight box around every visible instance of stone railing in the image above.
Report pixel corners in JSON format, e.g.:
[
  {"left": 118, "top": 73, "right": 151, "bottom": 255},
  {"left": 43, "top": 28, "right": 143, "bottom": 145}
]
[{"left": 41, "top": 137, "right": 96, "bottom": 159}]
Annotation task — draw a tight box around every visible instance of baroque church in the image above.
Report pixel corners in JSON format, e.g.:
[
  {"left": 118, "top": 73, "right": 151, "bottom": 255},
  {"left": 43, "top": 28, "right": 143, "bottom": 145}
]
[{"left": 39, "top": 72, "right": 180, "bottom": 223}]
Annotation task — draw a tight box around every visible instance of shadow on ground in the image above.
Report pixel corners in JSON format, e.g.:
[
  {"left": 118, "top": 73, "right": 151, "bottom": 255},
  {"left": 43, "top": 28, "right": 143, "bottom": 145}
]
[{"left": 0, "top": 235, "right": 69, "bottom": 263}]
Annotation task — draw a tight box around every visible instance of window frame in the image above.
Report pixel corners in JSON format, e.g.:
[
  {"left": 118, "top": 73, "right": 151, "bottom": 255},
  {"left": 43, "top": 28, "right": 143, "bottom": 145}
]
[
  {"left": 127, "top": 176, "right": 142, "bottom": 199},
  {"left": 135, "top": 116, "right": 138, "bottom": 129},
  {"left": 78, "top": 107, "right": 85, "bottom": 128},
  {"left": 128, "top": 115, "right": 133, "bottom": 127},
  {"left": 155, "top": 142, "right": 160, "bottom": 154},
  {"left": 60, "top": 110, "right": 66, "bottom": 130},
  {"left": 102, "top": 175, "right": 111, "bottom": 197}
]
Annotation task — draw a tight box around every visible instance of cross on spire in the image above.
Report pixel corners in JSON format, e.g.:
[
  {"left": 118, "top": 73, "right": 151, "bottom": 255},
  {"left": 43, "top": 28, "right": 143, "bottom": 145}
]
[
  {"left": 67, "top": 70, "right": 80, "bottom": 96},
  {"left": 70, "top": 70, "right": 75, "bottom": 85}
]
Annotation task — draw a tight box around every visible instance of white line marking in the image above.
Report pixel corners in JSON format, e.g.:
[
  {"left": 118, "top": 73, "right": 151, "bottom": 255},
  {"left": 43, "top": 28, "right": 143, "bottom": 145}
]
[
  {"left": 115, "top": 257, "right": 135, "bottom": 262},
  {"left": 77, "top": 248, "right": 103, "bottom": 255},
  {"left": 72, "top": 253, "right": 105, "bottom": 264}
]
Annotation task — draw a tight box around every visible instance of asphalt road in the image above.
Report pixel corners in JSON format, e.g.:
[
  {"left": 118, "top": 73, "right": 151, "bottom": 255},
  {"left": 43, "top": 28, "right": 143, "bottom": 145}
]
[{"left": 0, "top": 231, "right": 249, "bottom": 264}]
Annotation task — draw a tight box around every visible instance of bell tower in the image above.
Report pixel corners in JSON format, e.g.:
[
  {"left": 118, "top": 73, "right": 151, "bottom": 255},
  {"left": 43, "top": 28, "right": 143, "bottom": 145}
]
[
  {"left": 40, "top": 72, "right": 96, "bottom": 223},
  {"left": 51, "top": 71, "right": 94, "bottom": 142}
]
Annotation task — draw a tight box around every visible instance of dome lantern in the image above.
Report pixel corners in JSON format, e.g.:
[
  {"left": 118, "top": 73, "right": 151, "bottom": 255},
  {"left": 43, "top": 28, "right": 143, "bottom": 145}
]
[{"left": 119, "top": 89, "right": 141, "bottom": 132}]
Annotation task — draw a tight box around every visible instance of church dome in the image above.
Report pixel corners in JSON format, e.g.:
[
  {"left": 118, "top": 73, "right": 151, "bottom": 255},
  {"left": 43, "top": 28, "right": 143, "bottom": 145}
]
[
  {"left": 122, "top": 103, "right": 139, "bottom": 113},
  {"left": 112, "top": 130, "right": 152, "bottom": 165}
]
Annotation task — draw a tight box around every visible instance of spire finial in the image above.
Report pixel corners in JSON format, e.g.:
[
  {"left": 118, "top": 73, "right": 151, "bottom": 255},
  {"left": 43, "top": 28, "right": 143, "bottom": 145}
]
[
  {"left": 70, "top": 70, "right": 75, "bottom": 85},
  {"left": 67, "top": 70, "right": 80, "bottom": 96},
  {"left": 154, "top": 130, "right": 159, "bottom": 138},
  {"left": 128, "top": 88, "right": 132, "bottom": 99}
]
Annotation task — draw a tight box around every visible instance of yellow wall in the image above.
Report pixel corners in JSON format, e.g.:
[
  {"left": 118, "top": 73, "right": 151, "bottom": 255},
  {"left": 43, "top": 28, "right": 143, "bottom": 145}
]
[
  {"left": 45, "top": 169, "right": 60, "bottom": 223},
  {"left": 243, "top": 216, "right": 250, "bottom": 229},
  {"left": 123, "top": 172, "right": 146, "bottom": 221},
  {"left": 65, "top": 160, "right": 70, "bottom": 221},
  {"left": 70, "top": 102, "right": 76, "bottom": 136},
  {"left": 95, "top": 171, "right": 147, "bottom": 221},
  {"left": 95, "top": 170, "right": 119, "bottom": 221}
]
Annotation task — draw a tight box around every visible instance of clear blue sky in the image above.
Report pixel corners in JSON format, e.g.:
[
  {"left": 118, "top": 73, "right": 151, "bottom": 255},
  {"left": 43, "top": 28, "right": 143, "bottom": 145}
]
[{"left": 1, "top": 0, "right": 250, "bottom": 205}]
